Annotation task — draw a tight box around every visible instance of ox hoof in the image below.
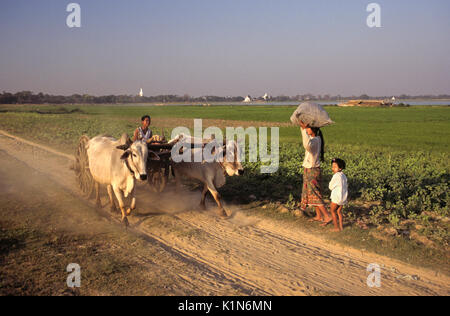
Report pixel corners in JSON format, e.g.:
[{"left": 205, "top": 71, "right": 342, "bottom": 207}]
[
  {"left": 126, "top": 208, "right": 132, "bottom": 216},
  {"left": 218, "top": 209, "right": 228, "bottom": 218},
  {"left": 122, "top": 217, "right": 129, "bottom": 227}
]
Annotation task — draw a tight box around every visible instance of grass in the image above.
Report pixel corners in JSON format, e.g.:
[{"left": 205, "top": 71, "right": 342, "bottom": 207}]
[{"left": 1, "top": 104, "right": 449, "bottom": 152}]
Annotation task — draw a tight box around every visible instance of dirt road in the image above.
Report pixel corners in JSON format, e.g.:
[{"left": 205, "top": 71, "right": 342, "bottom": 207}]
[{"left": 0, "top": 130, "right": 448, "bottom": 296}]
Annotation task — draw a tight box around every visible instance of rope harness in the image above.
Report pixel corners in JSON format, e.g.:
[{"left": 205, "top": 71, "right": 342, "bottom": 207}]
[{"left": 124, "top": 156, "right": 135, "bottom": 176}]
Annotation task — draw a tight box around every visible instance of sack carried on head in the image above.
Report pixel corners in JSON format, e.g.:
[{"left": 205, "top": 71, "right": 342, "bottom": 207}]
[{"left": 290, "top": 102, "right": 334, "bottom": 128}]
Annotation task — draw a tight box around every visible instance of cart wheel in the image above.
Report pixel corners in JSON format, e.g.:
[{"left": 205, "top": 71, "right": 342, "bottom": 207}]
[{"left": 74, "top": 135, "right": 95, "bottom": 198}]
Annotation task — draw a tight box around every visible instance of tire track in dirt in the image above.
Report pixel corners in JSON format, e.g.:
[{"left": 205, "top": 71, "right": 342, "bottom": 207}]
[
  {"left": 0, "top": 130, "right": 449, "bottom": 296},
  {"left": 139, "top": 207, "right": 445, "bottom": 296}
]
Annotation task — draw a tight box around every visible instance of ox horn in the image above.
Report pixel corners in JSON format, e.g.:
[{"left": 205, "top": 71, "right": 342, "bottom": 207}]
[
  {"left": 116, "top": 144, "right": 130, "bottom": 151},
  {"left": 126, "top": 137, "right": 133, "bottom": 146}
]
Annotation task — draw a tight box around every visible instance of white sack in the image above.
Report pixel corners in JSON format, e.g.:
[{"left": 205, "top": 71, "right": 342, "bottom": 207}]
[{"left": 290, "top": 102, "right": 334, "bottom": 128}]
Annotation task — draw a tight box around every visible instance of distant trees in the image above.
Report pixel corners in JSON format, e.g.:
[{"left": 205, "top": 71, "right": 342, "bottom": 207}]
[
  {"left": 0, "top": 92, "right": 17, "bottom": 104},
  {"left": 0, "top": 91, "right": 448, "bottom": 104},
  {"left": 359, "top": 94, "right": 370, "bottom": 100}
]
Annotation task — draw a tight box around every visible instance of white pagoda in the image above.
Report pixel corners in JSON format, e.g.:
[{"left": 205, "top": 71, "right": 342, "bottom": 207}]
[{"left": 139, "top": 88, "right": 144, "bottom": 97}]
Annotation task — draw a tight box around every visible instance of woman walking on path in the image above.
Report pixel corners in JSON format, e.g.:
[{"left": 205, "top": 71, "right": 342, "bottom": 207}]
[{"left": 299, "top": 121, "right": 332, "bottom": 224}]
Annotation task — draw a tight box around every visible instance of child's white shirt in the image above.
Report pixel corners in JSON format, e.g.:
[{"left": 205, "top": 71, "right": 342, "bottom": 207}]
[{"left": 329, "top": 171, "right": 348, "bottom": 206}]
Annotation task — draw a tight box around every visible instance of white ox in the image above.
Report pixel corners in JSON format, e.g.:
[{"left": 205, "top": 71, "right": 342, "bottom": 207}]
[
  {"left": 86, "top": 134, "right": 150, "bottom": 226},
  {"left": 169, "top": 134, "right": 244, "bottom": 217}
]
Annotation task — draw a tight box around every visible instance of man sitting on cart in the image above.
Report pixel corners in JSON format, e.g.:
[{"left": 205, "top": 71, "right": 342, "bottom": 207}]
[{"left": 133, "top": 115, "right": 164, "bottom": 143}]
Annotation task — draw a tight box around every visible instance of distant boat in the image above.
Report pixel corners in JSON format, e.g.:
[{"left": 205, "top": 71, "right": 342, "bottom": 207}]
[{"left": 338, "top": 99, "right": 393, "bottom": 107}]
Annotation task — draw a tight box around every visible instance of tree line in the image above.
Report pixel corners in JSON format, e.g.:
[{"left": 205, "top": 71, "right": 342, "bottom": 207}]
[{"left": 1, "top": 91, "right": 449, "bottom": 104}]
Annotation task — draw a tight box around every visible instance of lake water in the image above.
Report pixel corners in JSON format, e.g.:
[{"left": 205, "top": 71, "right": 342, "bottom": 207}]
[
  {"left": 104, "top": 100, "right": 450, "bottom": 107},
  {"left": 207, "top": 100, "right": 450, "bottom": 106},
  {"left": 400, "top": 100, "right": 450, "bottom": 106}
]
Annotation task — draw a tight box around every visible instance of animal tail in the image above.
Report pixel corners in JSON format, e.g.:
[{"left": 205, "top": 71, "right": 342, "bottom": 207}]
[
  {"left": 79, "top": 134, "right": 90, "bottom": 150},
  {"left": 73, "top": 134, "right": 91, "bottom": 174}
]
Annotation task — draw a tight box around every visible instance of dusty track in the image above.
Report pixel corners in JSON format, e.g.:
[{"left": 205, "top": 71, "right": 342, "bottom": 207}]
[{"left": 0, "top": 130, "right": 448, "bottom": 296}]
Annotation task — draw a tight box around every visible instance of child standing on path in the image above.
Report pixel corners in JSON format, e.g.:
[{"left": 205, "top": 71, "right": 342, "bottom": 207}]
[{"left": 325, "top": 158, "right": 348, "bottom": 232}]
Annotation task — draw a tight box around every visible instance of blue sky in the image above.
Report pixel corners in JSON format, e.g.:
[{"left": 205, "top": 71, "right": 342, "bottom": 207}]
[{"left": 0, "top": 0, "right": 449, "bottom": 96}]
